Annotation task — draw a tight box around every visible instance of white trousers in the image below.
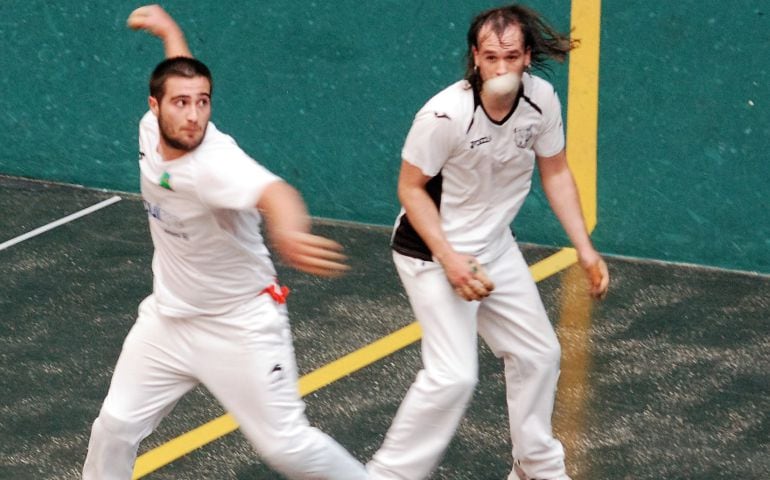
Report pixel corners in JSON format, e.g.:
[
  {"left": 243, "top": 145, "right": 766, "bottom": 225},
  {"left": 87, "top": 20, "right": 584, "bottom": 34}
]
[
  {"left": 82, "top": 294, "right": 367, "bottom": 480},
  {"left": 368, "top": 244, "right": 569, "bottom": 480}
]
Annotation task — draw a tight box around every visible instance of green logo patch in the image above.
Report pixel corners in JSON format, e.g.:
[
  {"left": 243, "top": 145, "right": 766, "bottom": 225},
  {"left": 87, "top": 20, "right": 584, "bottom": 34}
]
[{"left": 159, "top": 171, "right": 172, "bottom": 191}]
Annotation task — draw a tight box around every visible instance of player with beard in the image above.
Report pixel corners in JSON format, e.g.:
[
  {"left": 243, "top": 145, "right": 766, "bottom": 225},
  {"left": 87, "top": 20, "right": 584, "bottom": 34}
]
[{"left": 81, "top": 5, "right": 368, "bottom": 479}]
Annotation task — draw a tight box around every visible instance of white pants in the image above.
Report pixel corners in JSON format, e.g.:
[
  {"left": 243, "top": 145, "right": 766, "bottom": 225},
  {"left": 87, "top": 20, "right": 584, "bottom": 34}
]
[
  {"left": 368, "top": 244, "right": 569, "bottom": 480},
  {"left": 83, "top": 294, "right": 367, "bottom": 480}
]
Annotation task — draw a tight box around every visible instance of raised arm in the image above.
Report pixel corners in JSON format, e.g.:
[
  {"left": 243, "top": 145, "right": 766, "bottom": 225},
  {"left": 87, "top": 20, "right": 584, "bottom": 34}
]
[
  {"left": 127, "top": 4, "right": 192, "bottom": 58},
  {"left": 537, "top": 149, "right": 610, "bottom": 299},
  {"left": 257, "top": 181, "right": 350, "bottom": 278}
]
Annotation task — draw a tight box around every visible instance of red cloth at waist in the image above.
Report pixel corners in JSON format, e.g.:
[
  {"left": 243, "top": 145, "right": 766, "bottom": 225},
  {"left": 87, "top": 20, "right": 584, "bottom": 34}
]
[{"left": 260, "top": 283, "right": 290, "bottom": 304}]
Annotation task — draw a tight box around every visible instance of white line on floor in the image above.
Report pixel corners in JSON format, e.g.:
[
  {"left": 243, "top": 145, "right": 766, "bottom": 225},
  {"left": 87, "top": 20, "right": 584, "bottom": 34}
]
[{"left": 0, "top": 195, "right": 122, "bottom": 251}]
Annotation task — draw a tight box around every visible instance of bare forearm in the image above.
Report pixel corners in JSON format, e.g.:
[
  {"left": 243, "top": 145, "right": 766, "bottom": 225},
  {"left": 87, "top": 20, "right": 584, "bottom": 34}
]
[
  {"left": 538, "top": 150, "right": 609, "bottom": 298},
  {"left": 258, "top": 181, "right": 348, "bottom": 277},
  {"left": 541, "top": 167, "right": 595, "bottom": 255},
  {"left": 395, "top": 159, "right": 492, "bottom": 299},
  {"left": 258, "top": 181, "right": 311, "bottom": 239},
  {"left": 160, "top": 25, "right": 191, "bottom": 58}
]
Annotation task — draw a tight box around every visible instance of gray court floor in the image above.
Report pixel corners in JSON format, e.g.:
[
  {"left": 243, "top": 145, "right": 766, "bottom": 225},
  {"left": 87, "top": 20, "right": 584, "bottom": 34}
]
[{"left": 1, "top": 175, "right": 768, "bottom": 479}]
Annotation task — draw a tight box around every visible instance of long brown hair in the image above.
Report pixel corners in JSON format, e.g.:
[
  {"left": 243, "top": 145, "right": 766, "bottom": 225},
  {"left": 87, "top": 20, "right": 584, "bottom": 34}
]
[{"left": 464, "top": 4, "right": 577, "bottom": 90}]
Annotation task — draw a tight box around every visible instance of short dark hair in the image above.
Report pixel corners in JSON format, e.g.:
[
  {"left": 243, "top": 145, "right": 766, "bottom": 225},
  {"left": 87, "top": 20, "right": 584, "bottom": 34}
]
[
  {"left": 149, "top": 56, "right": 213, "bottom": 100},
  {"left": 464, "top": 4, "right": 577, "bottom": 90}
]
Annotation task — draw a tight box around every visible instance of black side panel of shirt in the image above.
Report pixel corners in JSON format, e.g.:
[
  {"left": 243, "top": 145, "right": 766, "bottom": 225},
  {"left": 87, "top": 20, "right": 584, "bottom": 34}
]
[{"left": 391, "top": 172, "right": 443, "bottom": 261}]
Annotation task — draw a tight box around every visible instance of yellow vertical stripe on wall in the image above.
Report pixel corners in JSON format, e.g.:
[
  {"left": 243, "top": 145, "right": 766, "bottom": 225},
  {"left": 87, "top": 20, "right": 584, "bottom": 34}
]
[{"left": 566, "top": 0, "right": 602, "bottom": 232}]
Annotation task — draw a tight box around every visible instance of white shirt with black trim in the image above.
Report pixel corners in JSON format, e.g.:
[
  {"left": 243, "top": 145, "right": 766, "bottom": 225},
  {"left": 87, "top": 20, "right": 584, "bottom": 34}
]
[
  {"left": 392, "top": 73, "right": 565, "bottom": 263},
  {"left": 138, "top": 111, "right": 281, "bottom": 317}
]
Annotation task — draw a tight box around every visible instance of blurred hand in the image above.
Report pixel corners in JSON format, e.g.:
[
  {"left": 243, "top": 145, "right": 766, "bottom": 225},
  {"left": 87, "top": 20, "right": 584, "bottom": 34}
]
[
  {"left": 272, "top": 231, "right": 350, "bottom": 278},
  {"left": 127, "top": 4, "right": 179, "bottom": 38}
]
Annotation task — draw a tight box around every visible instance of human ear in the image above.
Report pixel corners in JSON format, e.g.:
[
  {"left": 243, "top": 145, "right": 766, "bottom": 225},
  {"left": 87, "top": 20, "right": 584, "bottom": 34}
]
[{"left": 148, "top": 96, "right": 160, "bottom": 116}]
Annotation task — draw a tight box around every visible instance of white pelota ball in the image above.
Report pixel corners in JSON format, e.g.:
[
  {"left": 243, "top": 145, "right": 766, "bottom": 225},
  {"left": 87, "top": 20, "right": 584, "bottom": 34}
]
[{"left": 484, "top": 72, "right": 521, "bottom": 97}]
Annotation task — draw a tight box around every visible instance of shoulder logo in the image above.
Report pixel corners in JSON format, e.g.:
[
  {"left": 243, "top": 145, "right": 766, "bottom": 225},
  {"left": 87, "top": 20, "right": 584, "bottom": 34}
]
[
  {"left": 138, "top": 151, "right": 145, "bottom": 160},
  {"left": 159, "top": 171, "right": 173, "bottom": 191},
  {"left": 434, "top": 112, "right": 451, "bottom": 120}
]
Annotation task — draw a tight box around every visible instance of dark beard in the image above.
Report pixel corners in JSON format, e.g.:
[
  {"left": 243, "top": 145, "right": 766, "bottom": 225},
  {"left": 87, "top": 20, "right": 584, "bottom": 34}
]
[{"left": 158, "top": 117, "right": 207, "bottom": 152}]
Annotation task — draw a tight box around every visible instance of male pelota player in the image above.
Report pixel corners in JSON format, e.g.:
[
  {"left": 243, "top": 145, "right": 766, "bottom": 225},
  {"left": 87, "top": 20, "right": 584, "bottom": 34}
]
[
  {"left": 82, "top": 6, "right": 367, "bottom": 479},
  {"left": 367, "top": 4, "right": 609, "bottom": 480}
]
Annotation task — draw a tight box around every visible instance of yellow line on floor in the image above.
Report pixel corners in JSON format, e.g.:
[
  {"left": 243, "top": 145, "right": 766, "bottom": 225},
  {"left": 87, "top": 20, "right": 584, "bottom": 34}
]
[
  {"left": 132, "top": 248, "right": 578, "bottom": 478},
  {"left": 530, "top": 247, "right": 578, "bottom": 281}
]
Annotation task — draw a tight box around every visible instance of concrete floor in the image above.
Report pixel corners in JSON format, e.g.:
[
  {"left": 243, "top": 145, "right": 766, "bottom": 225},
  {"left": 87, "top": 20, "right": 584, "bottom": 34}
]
[{"left": 1, "top": 176, "right": 768, "bottom": 479}]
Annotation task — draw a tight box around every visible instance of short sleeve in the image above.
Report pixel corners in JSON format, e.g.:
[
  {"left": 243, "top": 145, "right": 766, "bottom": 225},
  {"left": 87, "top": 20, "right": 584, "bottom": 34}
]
[
  {"left": 196, "top": 145, "right": 281, "bottom": 211},
  {"left": 138, "top": 111, "right": 159, "bottom": 156},
  {"left": 401, "top": 107, "right": 458, "bottom": 177},
  {"left": 533, "top": 90, "right": 565, "bottom": 158}
]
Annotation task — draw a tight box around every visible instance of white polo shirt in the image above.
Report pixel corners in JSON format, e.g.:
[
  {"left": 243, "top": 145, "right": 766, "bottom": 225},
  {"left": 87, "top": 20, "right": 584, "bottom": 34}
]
[
  {"left": 138, "top": 111, "right": 281, "bottom": 317},
  {"left": 392, "top": 73, "right": 565, "bottom": 263}
]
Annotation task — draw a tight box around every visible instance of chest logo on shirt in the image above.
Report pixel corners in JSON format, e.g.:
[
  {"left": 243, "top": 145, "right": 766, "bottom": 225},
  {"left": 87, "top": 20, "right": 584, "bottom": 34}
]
[
  {"left": 514, "top": 126, "right": 534, "bottom": 148},
  {"left": 159, "top": 171, "right": 173, "bottom": 191},
  {"left": 470, "top": 136, "right": 492, "bottom": 149},
  {"left": 142, "top": 200, "right": 187, "bottom": 240}
]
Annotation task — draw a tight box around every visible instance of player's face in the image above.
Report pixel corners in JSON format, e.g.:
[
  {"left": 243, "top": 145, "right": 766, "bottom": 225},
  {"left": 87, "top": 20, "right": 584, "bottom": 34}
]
[
  {"left": 472, "top": 23, "right": 531, "bottom": 84},
  {"left": 150, "top": 75, "right": 211, "bottom": 154}
]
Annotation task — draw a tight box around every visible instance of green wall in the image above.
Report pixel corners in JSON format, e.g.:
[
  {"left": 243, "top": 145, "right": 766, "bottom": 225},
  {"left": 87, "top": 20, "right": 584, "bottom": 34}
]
[
  {"left": 594, "top": 2, "right": 769, "bottom": 274},
  {"left": 1, "top": 1, "right": 767, "bottom": 274}
]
